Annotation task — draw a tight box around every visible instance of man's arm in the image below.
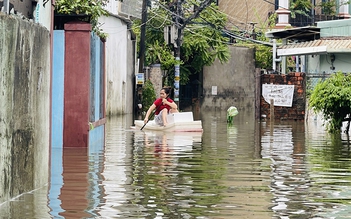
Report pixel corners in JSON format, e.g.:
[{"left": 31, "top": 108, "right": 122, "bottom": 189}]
[
  {"left": 163, "top": 99, "right": 177, "bottom": 110},
  {"left": 144, "top": 104, "right": 156, "bottom": 123}
]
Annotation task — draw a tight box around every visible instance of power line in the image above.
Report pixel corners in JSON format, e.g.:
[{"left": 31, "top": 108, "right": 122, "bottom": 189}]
[{"left": 148, "top": 8, "right": 273, "bottom": 47}]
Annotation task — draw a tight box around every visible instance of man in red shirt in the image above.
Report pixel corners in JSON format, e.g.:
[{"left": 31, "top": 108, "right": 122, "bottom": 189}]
[{"left": 144, "top": 87, "right": 178, "bottom": 126}]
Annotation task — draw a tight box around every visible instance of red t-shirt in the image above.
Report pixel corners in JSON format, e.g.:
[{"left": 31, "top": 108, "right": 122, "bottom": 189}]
[{"left": 154, "top": 98, "right": 173, "bottom": 115}]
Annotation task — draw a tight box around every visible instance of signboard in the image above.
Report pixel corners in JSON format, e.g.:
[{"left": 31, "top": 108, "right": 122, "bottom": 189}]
[
  {"left": 136, "top": 73, "right": 144, "bottom": 85},
  {"left": 212, "top": 86, "right": 217, "bottom": 95},
  {"left": 262, "top": 84, "right": 294, "bottom": 107}
]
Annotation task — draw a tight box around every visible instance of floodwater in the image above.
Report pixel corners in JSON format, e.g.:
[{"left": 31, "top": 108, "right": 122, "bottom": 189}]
[{"left": 2, "top": 111, "right": 351, "bottom": 218}]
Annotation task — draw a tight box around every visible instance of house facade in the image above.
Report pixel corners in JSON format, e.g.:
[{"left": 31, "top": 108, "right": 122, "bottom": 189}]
[
  {"left": 278, "top": 19, "right": 351, "bottom": 75},
  {"left": 218, "top": 0, "right": 275, "bottom": 31},
  {"left": 265, "top": 0, "right": 351, "bottom": 75},
  {"left": 1, "top": 0, "right": 52, "bottom": 29},
  {"left": 100, "top": 0, "right": 140, "bottom": 116},
  {"left": 218, "top": 0, "right": 351, "bottom": 32}
]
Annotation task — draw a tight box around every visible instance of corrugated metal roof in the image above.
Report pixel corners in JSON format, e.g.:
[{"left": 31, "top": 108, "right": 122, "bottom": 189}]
[
  {"left": 265, "top": 26, "right": 320, "bottom": 41},
  {"left": 280, "top": 38, "right": 351, "bottom": 50}
]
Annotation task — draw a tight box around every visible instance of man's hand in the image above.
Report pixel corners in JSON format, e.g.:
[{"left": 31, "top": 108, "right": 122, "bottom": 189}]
[{"left": 144, "top": 118, "right": 148, "bottom": 124}]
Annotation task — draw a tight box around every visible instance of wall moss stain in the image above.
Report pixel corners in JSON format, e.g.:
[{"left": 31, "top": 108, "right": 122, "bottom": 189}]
[
  {"left": 10, "top": 129, "right": 34, "bottom": 196},
  {"left": 0, "top": 14, "right": 50, "bottom": 202}
]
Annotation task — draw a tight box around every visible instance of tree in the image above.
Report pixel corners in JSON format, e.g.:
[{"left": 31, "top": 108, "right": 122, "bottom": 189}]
[
  {"left": 318, "top": 0, "right": 337, "bottom": 16},
  {"left": 55, "top": 0, "right": 111, "bottom": 39},
  {"left": 290, "top": 0, "right": 312, "bottom": 18},
  {"left": 309, "top": 72, "right": 351, "bottom": 133},
  {"left": 133, "top": 0, "right": 230, "bottom": 85},
  {"left": 142, "top": 80, "right": 157, "bottom": 113}
]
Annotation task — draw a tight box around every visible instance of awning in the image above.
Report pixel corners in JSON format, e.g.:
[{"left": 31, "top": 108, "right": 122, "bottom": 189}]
[
  {"left": 266, "top": 26, "right": 321, "bottom": 41},
  {"left": 277, "top": 38, "right": 351, "bottom": 56}
]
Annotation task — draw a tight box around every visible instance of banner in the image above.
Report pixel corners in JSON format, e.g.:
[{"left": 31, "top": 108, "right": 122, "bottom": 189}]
[
  {"left": 262, "top": 84, "right": 294, "bottom": 107},
  {"left": 136, "top": 73, "right": 144, "bottom": 85}
]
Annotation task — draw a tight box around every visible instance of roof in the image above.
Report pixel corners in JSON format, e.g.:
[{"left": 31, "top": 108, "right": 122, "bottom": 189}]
[
  {"left": 277, "top": 37, "right": 351, "bottom": 56},
  {"left": 265, "top": 26, "right": 321, "bottom": 41}
]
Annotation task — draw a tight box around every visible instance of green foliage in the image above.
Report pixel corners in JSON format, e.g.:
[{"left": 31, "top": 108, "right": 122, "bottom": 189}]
[
  {"left": 141, "top": 80, "right": 156, "bottom": 113},
  {"left": 145, "top": 40, "right": 183, "bottom": 70},
  {"left": 55, "top": 0, "right": 110, "bottom": 39},
  {"left": 290, "top": 0, "right": 312, "bottom": 18},
  {"left": 306, "top": 78, "right": 313, "bottom": 97},
  {"left": 181, "top": 3, "right": 231, "bottom": 69},
  {"left": 317, "top": 0, "right": 337, "bottom": 16},
  {"left": 255, "top": 45, "right": 273, "bottom": 70},
  {"left": 309, "top": 72, "right": 351, "bottom": 133},
  {"left": 132, "top": 2, "right": 230, "bottom": 85}
]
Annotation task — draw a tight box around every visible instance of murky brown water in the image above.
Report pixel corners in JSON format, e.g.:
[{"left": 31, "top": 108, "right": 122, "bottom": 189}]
[{"left": 2, "top": 111, "right": 351, "bottom": 218}]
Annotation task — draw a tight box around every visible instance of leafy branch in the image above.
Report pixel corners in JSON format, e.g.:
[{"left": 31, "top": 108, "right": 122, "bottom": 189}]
[
  {"left": 290, "top": 0, "right": 312, "bottom": 18},
  {"left": 309, "top": 72, "right": 351, "bottom": 133},
  {"left": 55, "top": 0, "right": 111, "bottom": 39}
]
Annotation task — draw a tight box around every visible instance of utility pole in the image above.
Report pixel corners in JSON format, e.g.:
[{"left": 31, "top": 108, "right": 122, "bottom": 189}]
[
  {"left": 135, "top": 0, "right": 148, "bottom": 119},
  {"left": 3, "top": 0, "right": 9, "bottom": 13},
  {"left": 173, "top": 0, "right": 183, "bottom": 107},
  {"left": 311, "top": 0, "right": 315, "bottom": 25},
  {"left": 139, "top": 0, "right": 148, "bottom": 74},
  {"left": 168, "top": 0, "right": 213, "bottom": 107}
]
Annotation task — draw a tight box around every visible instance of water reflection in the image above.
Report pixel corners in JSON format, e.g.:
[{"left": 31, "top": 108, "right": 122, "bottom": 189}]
[
  {"left": 200, "top": 113, "right": 273, "bottom": 218},
  {"left": 59, "top": 148, "right": 91, "bottom": 218},
  {"left": 261, "top": 122, "right": 311, "bottom": 218},
  {"left": 122, "top": 129, "right": 208, "bottom": 218},
  {"left": 5, "top": 113, "right": 351, "bottom": 218}
]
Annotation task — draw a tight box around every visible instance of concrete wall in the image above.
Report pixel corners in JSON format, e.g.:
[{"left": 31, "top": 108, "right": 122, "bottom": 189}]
[
  {"left": 202, "top": 46, "right": 256, "bottom": 117},
  {"left": 99, "top": 15, "right": 134, "bottom": 115},
  {"left": 0, "top": 14, "right": 50, "bottom": 202}
]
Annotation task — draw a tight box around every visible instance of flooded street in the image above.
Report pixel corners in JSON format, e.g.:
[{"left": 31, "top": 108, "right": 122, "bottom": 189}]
[{"left": 2, "top": 111, "right": 351, "bottom": 218}]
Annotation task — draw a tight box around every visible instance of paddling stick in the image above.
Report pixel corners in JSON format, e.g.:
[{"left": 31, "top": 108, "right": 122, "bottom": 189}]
[
  {"left": 140, "top": 110, "right": 156, "bottom": 130},
  {"left": 141, "top": 95, "right": 169, "bottom": 130}
]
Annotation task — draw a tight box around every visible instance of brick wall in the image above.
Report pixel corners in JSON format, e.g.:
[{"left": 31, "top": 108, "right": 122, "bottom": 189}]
[{"left": 261, "top": 73, "right": 306, "bottom": 120}]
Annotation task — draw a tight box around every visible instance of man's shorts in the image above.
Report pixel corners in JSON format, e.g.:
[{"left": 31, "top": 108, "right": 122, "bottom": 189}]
[{"left": 154, "top": 113, "right": 164, "bottom": 126}]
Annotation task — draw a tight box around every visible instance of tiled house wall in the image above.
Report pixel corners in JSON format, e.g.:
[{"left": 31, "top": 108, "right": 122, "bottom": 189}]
[{"left": 218, "top": 0, "right": 275, "bottom": 30}]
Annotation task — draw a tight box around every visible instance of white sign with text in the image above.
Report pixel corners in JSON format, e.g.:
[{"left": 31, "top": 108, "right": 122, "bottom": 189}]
[{"left": 262, "top": 84, "right": 294, "bottom": 107}]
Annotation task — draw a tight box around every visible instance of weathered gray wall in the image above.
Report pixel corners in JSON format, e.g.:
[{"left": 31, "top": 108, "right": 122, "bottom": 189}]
[
  {"left": 148, "top": 64, "right": 163, "bottom": 97},
  {"left": 0, "top": 14, "right": 50, "bottom": 203},
  {"left": 0, "top": 0, "right": 34, "bottom": 19},
  {"left": 202, "top": 46, "right": 256, "bottom": 118}
]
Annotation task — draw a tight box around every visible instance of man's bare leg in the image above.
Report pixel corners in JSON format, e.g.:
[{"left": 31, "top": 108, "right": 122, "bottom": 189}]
[
  {"left": 161, "top": 109, "right": 168, "bottom": 126},
  {"left": 170, "top": 108, "right": 179, "bottom": 113}
]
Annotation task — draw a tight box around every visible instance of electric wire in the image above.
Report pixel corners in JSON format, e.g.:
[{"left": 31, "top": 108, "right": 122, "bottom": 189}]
[
  {"left": 152, "top": 1, "right": 273, "bottom": 46},
  {"left": 148, "top": 9, "right": 229, "bottom": 45},
  {"left": 207, "top": 3, "right": 270, "bottom": 37}
]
